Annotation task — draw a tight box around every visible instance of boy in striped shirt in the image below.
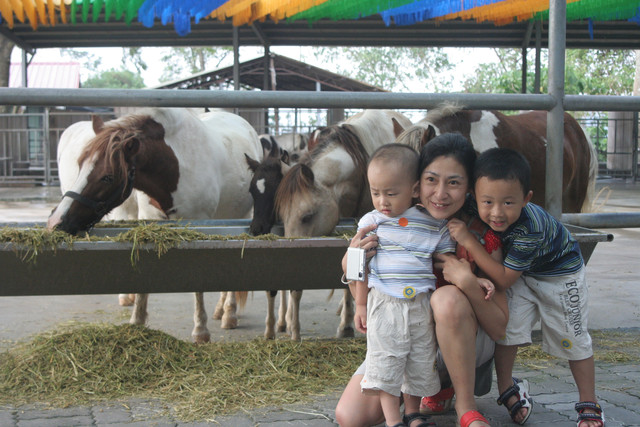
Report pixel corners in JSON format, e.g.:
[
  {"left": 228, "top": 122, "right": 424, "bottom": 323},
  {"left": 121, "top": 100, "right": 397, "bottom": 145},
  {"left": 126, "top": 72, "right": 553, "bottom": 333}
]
[
  {"left": 446, "top": 148, "right": 603, "bottom": 427},
  {"left": 354, "top": 144, "right": 494, "bottom": 427}
]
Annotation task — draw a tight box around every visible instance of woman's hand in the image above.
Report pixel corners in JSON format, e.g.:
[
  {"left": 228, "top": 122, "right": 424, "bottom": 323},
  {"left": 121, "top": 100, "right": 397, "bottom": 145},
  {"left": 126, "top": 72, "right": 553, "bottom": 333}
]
[
  {"left": 352, "top": 223, "right": 378, "bottom": 258},
  {"left": 435, "top": 253, "right": 475, "bottom": 286},
  {"left": 342, "top": 224, "right": 378, "bottom": 274}
]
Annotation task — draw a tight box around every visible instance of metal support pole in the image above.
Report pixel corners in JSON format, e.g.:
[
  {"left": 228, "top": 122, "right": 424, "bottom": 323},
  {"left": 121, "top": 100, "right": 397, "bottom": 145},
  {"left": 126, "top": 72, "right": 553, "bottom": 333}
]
[
  {"left": 534, "top": 21, "right": 542, "bottom": 94},
  {"left": 43, "top": 106, "right": 51, "bottom": 185},
  {"left": 546, "top": 0, "right": 566, "bottom": 218},
  {"left": 633, "top": 111, "right": 639, "bottom": 180},
  {"left": 233, "top": 27, "right": 240, "bottom": 92}
]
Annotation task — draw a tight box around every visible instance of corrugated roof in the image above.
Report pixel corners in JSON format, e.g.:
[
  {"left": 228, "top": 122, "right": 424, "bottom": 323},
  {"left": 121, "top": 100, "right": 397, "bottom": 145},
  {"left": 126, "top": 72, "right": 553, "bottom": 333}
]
[
  {"left": 156, "top": 54, "right": 387, "bottom": 92},
  {"left": 9, "top": 62, "right": 81, "bottom": 88}
]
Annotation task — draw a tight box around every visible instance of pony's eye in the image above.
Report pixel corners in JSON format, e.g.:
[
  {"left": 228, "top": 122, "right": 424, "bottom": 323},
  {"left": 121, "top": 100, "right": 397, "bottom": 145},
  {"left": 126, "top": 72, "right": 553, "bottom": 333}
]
[
  {"left": 101, "top": 175, "right": 114, "bottom": 184},
  {"left": 301, "top": 213, "right": 314, "bottom": 224}
]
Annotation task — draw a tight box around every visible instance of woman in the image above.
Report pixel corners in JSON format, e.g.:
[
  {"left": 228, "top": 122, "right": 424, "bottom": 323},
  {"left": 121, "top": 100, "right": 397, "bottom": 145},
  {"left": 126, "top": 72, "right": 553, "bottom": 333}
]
[{"left": 335, "top": 133, "right": 508, "bottom": 427}]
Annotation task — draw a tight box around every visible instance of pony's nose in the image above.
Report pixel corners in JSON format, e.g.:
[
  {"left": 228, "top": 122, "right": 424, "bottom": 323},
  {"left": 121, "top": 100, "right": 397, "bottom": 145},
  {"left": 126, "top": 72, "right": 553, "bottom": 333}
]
[{"left": 46, "top": 211, "right": 62, "bottom": 231}]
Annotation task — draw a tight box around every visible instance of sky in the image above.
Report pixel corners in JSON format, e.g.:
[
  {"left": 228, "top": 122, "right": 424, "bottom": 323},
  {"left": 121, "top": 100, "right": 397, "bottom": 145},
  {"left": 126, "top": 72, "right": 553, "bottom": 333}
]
[{"left": 11, "top": 45, "right": 498, "bottom": 92}]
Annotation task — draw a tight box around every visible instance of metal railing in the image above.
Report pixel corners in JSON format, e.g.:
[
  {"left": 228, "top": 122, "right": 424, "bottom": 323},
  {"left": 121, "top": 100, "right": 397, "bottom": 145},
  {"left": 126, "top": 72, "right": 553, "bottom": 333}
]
[{"left": 0, "top": 107, "right": 637, "bottom": 185}]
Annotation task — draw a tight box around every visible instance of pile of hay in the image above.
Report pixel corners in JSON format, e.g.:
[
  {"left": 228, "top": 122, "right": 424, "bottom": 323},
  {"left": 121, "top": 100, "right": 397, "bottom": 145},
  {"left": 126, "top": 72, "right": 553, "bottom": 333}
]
[{"left": 0, "top": 323, "right": 365, "bottom": 421}]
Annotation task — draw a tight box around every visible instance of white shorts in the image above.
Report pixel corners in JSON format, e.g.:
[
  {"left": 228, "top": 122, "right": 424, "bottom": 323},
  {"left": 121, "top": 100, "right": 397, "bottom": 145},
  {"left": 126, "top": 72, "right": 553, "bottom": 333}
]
[
  {"left": 497, "top": 267, "right": 593, "bottom": 360},
  {"left": 361, "top": 287, "right": 440, "bottom": 398},
  {"left": 354, "top": 326, "right": 495, "bottom": 396}
]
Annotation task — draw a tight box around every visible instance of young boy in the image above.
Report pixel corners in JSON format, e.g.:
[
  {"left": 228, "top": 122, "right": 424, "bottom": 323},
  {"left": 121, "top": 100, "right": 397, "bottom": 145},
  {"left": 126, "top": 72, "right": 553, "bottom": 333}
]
[
  {"left": 447, "top": 148, "right": 604, "bottom": 427},
  {"left": 353, "top": 144, "right": 493, "bottom": 427}
]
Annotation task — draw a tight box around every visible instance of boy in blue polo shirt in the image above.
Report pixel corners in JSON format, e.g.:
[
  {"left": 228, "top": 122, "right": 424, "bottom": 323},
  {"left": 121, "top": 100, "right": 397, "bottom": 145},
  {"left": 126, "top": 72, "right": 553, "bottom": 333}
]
[{"left": 445, "top": 148, "right": 604, "bottom": 427}]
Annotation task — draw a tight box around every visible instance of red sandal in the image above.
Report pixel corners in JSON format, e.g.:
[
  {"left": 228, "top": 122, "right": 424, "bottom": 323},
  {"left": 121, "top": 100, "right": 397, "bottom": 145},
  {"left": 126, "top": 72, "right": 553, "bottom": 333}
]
[
  {"left": 459, "top": 410, "right": 490, "bottom": 427},
  {"left": 420, "top": 386, "right": 454, "bottom": 414}
]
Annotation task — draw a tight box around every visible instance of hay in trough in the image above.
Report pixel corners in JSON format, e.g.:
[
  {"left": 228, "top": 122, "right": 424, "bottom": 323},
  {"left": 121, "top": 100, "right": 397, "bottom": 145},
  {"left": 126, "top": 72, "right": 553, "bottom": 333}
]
[
  {"left": 0, "top": 222, "right": 347, "bottom": 266},
  {"left": 0, "top": 226, "right": 80, "bottom": 262},
  {"left": 0, "top": 323, "right": 365, "bottom": 421}
]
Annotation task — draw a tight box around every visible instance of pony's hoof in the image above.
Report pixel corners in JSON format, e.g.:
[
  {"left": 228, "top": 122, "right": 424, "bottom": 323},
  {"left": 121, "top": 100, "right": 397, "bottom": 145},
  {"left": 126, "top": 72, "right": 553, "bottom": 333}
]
[
  {"left": 212, "top": 309, "right": 223, "bottom": 320},
  {"left": 192, "top": 331, "right": 211, "bottom": 344},
  {"left": 221, "top": 315, "right": 238, "bottom": 329},
  {"left": 264, "top": 330, "right": 276, "bottom": 340},
  {"left": 118, "top": 294, "right": 135, "bottom": 306},
  {"left": 337, "top": 326, "right": 355, "bottom": 338},
  {"left": 277, "top": 323, "right": 287, "bottom": 333}
]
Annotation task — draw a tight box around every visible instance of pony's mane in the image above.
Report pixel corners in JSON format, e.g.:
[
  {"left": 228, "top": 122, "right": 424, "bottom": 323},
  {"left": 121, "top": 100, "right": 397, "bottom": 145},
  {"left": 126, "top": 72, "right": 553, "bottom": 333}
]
[
  {"left": 78, "top": 114, "right": 149, "bottom": 186},
  {"left": 424, "top": 102, "right": 464, "bottom": 124},
  {"left": 395, "top": 103, "right": 465, "bottom": 151},
  {"left": 308, "top": 125, "right": 368, "bottom": 174},
  {"left": 275, "top": 164, "right": 315, "bottom": 215}
]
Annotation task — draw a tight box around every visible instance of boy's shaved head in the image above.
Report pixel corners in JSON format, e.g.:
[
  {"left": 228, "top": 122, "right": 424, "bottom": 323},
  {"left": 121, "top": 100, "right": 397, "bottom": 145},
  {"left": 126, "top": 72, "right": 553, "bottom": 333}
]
[{"left": 474, "top": 148, "right": 531, "bottom": 196}]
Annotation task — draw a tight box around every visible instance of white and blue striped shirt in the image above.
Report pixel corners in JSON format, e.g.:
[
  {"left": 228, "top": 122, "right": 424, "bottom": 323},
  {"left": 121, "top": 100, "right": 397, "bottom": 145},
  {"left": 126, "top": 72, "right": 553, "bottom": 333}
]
[{"left": 358, "top": 206, "right": 456, "bottom": 299}]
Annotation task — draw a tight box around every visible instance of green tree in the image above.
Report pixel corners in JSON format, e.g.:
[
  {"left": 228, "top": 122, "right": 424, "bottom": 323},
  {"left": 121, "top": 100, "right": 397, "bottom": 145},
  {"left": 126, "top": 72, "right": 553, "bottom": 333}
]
[
  {"left": 158, "top": 47, "right": 232, "bottom": 83},
  {"left": 462, "top": 48, "right": 635, "bottom": 96},
  {"left": 82, "top": 69, "right": 145, "bottom": 88},
  {"left": 313, "top": 47, "right": 453, "bottom": 92}
]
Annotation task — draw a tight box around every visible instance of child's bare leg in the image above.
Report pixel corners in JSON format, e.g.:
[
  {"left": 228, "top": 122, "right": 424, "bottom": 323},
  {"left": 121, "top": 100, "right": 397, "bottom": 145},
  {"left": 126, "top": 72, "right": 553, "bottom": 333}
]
[
  {"left": 495, "top": 344, "right": 529, "bottom": 423},
  {"left": 380, "top": 391, "right": 402, "bottom": 426},
  {"left": 403, "top": 394, "right": 424, "bottom": 426},
  {"left": 570, "top": 356, "right": 602, "bottom": 427}
]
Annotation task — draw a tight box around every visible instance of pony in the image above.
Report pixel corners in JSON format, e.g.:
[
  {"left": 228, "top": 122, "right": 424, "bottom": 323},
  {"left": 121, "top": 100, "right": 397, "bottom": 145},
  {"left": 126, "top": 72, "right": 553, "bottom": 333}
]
[
  {"left": 48, "top": 108, "right": 263, "bottom": 343},
  {"left": 258, "top": 132, "right": 309, "bottom": 164},
  {"left": 394, "top": 105, "right": 597, "bottom": 213},
  {"left": 56, "top": 119, "right": 165, "bottom": 307},
  {"left": 272, "top": 109, "right": 413, "bottom": 341}
]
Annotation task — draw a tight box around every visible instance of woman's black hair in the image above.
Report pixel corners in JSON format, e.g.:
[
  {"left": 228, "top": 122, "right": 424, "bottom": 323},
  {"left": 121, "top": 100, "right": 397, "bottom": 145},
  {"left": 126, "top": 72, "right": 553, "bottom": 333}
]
[{"left": 418, "top": 132, "right": 476, "bottom": 189}]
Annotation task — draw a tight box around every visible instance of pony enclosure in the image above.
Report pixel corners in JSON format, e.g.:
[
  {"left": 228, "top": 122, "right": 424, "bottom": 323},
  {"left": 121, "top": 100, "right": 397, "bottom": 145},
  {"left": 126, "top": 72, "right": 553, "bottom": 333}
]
[{"left": 0, "top": 107, "right": 638, "bottom": 186}]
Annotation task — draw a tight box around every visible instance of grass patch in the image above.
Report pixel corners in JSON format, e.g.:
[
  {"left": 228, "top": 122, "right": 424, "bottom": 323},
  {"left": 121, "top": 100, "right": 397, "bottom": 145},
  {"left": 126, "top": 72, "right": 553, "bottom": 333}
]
[
  {"left": 515, "top": 329, "right": 640, "bottom": 368},
  {"left": 0, "top": 323, "right": 365, "bottom": 421}
]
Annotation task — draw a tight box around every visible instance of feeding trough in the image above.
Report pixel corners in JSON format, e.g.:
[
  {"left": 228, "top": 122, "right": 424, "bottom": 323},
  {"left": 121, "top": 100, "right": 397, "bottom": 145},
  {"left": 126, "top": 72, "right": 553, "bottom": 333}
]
[{"left": 0, "top": 220, "right": 612, "bottom": 298}]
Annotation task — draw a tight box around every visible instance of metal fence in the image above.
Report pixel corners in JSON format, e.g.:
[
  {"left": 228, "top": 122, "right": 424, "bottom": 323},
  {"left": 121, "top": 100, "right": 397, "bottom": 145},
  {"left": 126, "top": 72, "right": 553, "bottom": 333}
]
[{"left": 0, "top": 107, "right": 637, "bottom": 186}]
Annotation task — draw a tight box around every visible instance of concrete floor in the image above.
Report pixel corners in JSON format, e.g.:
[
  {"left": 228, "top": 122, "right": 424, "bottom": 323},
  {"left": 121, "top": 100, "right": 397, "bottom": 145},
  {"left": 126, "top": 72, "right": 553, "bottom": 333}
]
[{"left": 0, "top": 178, "right": 638, "bottom": 350}]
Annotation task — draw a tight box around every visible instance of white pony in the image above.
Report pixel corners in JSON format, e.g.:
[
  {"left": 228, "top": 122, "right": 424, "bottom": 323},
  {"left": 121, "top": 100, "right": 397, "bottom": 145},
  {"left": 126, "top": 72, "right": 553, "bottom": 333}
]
[
  {"left": 273, "top": 110, "right": 413, "bottom": 341},
  {"left": 49, "top": 108, "right": 263, "bottom": 343}
]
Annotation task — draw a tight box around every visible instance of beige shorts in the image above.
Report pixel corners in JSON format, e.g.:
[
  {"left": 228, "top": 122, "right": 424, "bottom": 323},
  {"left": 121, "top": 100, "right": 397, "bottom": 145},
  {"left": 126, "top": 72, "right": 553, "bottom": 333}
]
[
  {"left": 497, "top": 267, "right": 593, "bottom": 360},
  {"left": 361, "top": 287, "right": 440, "bottom": 398}
]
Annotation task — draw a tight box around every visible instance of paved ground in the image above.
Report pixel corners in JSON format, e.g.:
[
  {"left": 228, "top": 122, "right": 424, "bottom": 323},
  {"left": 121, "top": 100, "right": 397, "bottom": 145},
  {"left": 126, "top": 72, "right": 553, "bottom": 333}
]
[{"left": 0, "top": 178, "right": 639, "bottom": 426}]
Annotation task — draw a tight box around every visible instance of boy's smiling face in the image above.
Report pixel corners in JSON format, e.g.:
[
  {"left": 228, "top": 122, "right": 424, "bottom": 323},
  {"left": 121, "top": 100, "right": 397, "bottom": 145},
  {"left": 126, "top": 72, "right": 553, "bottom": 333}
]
[{"left": 475, "top": 177, "right": 533, "bottom": 232}]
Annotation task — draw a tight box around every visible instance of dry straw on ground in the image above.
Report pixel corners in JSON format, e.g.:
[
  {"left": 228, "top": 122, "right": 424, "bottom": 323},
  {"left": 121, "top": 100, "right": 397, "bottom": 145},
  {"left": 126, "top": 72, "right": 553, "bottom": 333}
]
[{"left": 0, "top": 323, "right": 366, "bottom": 421}]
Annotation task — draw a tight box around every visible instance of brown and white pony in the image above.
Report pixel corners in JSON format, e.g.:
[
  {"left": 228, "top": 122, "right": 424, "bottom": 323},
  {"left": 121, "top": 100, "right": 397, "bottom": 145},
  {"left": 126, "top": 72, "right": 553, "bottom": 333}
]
[
  {"left": 48, "top": 108, "right": 263, "bottom": 343},
  {"left": 273, "top": 110, "right": 413, "bottom": 341},
  {"left": 395, "top": 105, "right": 597, "bottom": 213}
]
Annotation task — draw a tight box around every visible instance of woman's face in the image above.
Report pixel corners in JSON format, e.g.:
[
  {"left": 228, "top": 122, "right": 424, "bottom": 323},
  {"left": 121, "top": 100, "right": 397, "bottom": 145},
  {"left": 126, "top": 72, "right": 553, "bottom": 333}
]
[{"left": 419, "top": 155, "right": 470, "bottom": 220}]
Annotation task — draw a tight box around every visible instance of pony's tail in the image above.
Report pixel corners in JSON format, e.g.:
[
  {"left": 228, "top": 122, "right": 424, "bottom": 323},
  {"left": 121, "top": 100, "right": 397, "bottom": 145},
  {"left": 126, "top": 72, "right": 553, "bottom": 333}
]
[
  {"left": 236, "top": 291, "right": 249, "bottom": 310},
  {"left": 581, "top": 133, "right": 599, "bottom": 213}
]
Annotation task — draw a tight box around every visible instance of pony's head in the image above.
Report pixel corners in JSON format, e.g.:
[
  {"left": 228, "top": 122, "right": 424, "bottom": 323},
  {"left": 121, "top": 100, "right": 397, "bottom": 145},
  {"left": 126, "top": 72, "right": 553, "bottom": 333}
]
[
  {"left": 245, "top": 137, "right": 291, "bottom": 235},
  {"left": 47, "top": 114, "right": 168, "bottom": 234},
  {"left": 275, "top": 163, "right": 340, "bottom": 238}
]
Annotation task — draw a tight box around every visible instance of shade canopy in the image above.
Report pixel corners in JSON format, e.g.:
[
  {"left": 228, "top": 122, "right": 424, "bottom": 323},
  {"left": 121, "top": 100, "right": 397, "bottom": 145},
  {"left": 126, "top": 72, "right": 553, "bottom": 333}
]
[{"left": 1, "top": 0, "right": 639, "bottom": 51}]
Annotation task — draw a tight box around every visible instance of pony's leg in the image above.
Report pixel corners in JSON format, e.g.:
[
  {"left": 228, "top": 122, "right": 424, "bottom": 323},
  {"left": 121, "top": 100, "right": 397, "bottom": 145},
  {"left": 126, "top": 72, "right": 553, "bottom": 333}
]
[
  {"left": 337, "top": 288, "right": 355, "bottom": 338},
  {"left": 212, "top": 292, "right": 226, "bottom": 320},
  {"left": 265, "top": 290, "right": 277, "bottom": 339},
  {"left": 277, "top": 290, "right": 287, "bottom": 332},
  {"left": 220, "top": 291, "right": 238, "bottom": 329},
  {"left": 192, "top": 292, "right": 211, "bottom": 344},
  {"left": 130, "top": 293, "right": 148, "bottom": 325},
  {"left": 118, "top": 293, "right": 135, "bottom": 306},
  {"left": 288, "top": 290, "right": 303, "bottom": 341}
]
